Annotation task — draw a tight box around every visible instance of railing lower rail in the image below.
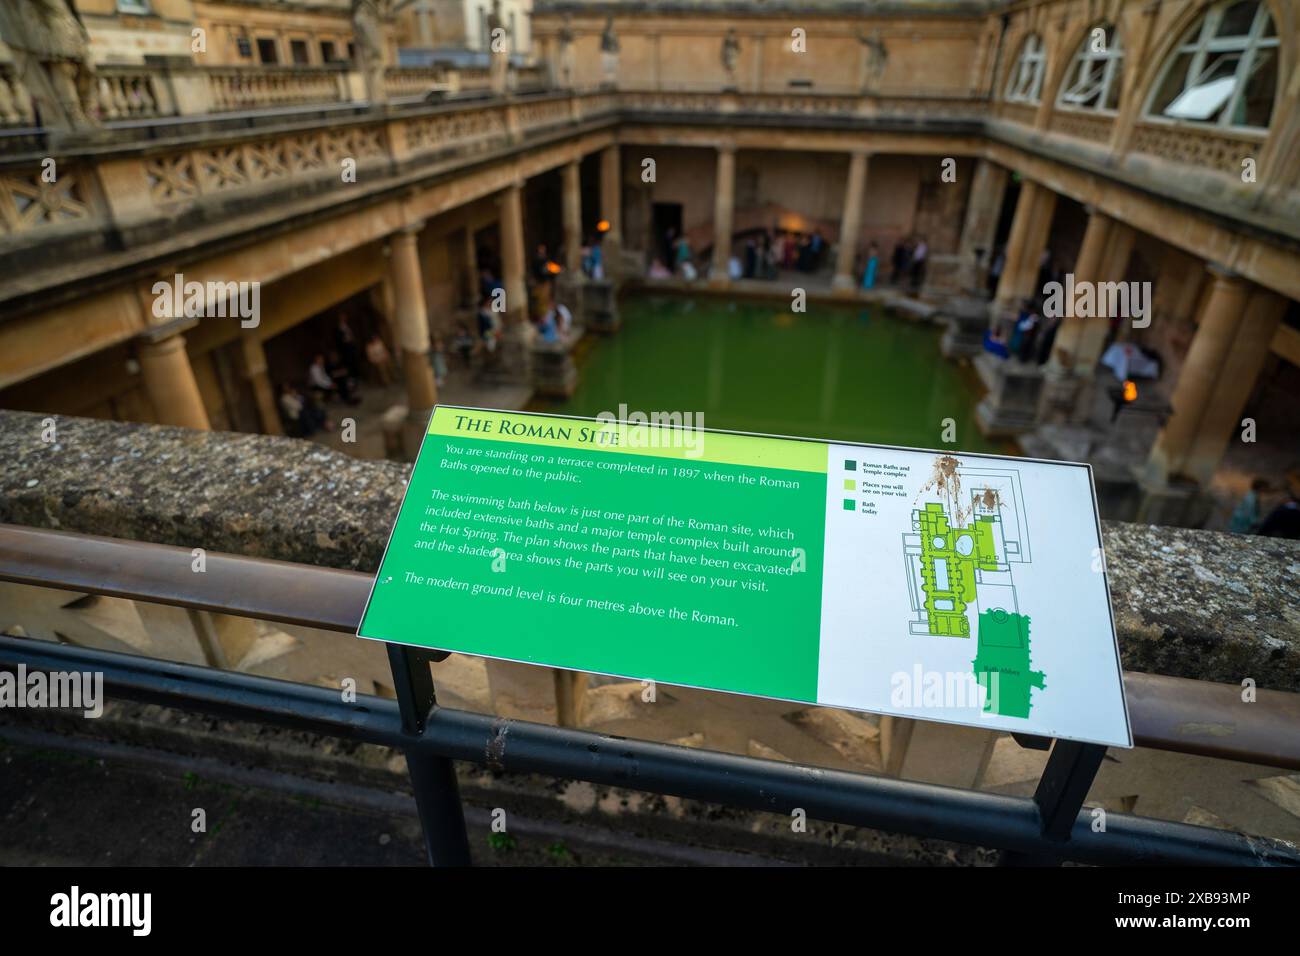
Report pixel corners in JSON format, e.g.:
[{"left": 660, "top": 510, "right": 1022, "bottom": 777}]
[{"left": 0, "top": 523, "right": 1297, "bottom": 866}]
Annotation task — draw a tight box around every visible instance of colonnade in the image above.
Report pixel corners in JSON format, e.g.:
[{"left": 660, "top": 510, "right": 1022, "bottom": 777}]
[{"left": 135, "top": 143, "right": 625, "bottom": 432}]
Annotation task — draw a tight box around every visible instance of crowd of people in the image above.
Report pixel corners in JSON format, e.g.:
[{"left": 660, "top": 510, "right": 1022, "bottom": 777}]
[
  {"left": 461, "top": 245, "right": 582, "bottom": 373},
  {"left": 275, "top": 313, "right": 411, "bottom": 438},
  {"left": 1228, "top": 476, "right": 1300, "bottom": 539},
  {"left": 981, "top": 248, "right": 1066, "bottom": 367},
  {"left": 646, "top": 224, "right": 937, "bottom": 290}
]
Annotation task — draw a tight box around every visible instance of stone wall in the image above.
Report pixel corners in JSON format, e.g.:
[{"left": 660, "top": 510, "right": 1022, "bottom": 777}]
[{"left": 3, "top": 409, "right": 1298, "bottom": 691}]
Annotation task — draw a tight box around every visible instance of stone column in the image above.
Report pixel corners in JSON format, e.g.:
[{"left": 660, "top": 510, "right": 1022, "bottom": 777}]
[
  {"left": 462, "top": 223, "right": 479, "bottom": 307},
  {"left": 1180, "top": 286, "right": 1286, "bottom": 487},
  {"left": 390, "top": 225, "right": 438, "bottom": 414},
  {"left": 1143, "top": 266, "right": 1252, "bottom": 485},
  {"left": 709, "top": 144, "right": 736, "bottom": 287},
  {"left": 1073, "top": 219, "right": 1135, "bottom": 363},
  {"left": 138, "top": 330, "right": 212, "bottom": 430},
  {"left": 993, "top": 179, "right": 1056, "bottom": 313},
  {"left": 1040, "top": 211, "right": 1136, "bottom": 423},
  {"left": 956, "top": 159, "right": 1008, "bottom": 292},
  {"left": 562, "top": 159, "right": 582, "bottom": 273},
  {"left": 1047, "top": 209, "right": 1113, "bottom": 373},
  {"left": 499, "top": 181, "right": 528, "bottom": 327},
  {"left": 832, "top": 150, "right": 870, "bottom": 292},
  {"left": 239, "top": 336, "right": 282, "bottom": 436},
  {"left": 1154, "top": 246, "right": 1203, "bottom": 329},
  {"left": 599, "top": 144, "right": 622, "bottom": 270},
  {"left": 416, "top": 1, "right": 435, "bottom": 47}
]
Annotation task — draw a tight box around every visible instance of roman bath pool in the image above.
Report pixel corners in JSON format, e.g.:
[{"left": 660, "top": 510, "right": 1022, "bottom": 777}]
[{"left": 532, "top": 293, "right": 1010, "bottom": 455}]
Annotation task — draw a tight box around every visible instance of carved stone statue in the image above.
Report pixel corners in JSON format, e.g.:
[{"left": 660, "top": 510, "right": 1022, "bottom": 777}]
[
  {"left": 599, "top": 16, "right": 619, "bottom": 89},
  {"left": 487, "top": 0, "right": 509, "bottom": 95},
  {"left": 556, "top": 13, "right": 575, "bottom": 90},
  {"left": 351, "top": 0, "right": 389, "bottom": 104},
  {"left": 859, "top": 29, "right": 888, "bottom": 94},
  {"left": 0, "top": 0, "right": 98, "bottom": 129},
  {"left": 721, "top": 29, "right": 740, "bottom": 88}
]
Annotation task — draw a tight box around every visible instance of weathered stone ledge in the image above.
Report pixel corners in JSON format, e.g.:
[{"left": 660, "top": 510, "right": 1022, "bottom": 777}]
[{"left": 3, "top": 410, "right": 1297, "bottom": 691}]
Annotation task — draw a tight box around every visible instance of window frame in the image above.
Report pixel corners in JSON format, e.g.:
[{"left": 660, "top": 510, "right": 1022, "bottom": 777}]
[
  {"left": 1005, "top": 34, "right": 1047, "bottom": 105},
  {"left": 1143, "top": 0, "right": 1280, "bottom": 132},
  {"left": 1056, "top": 23, "right": 1124, "bottom": 114}
]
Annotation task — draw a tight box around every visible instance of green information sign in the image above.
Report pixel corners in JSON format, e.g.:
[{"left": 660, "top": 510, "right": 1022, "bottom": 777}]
[{"left": 359, "top": 406, "right": 1131, "bottom": 748}]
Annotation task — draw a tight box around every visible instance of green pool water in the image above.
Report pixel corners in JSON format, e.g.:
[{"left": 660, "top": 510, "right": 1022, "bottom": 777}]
[{"left": 532, "top": 293, "right": 1008, "bottom": 455}]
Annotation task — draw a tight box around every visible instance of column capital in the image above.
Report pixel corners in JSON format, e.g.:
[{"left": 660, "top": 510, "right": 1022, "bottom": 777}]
[
  {"left": 139, "top": 316, "right": 199, "bottom": 344},
  {"left": 1206, "top": 262, "right": 1244, "bottom": 282},
  {"left": 395, "top": 221, "right": 425, "bottom": 239},
  {"left": 715, "top": 142, "right": 737, "bottom": 155}
]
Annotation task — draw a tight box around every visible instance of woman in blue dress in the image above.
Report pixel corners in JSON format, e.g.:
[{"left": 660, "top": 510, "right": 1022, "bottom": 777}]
[{"left": 861, "top": 242, "right": 879, "bottom": 290}]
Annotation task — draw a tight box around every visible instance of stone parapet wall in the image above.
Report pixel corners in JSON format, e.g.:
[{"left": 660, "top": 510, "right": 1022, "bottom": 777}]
[{"left": 2, "top": 409, "right": 1298, "bottom": 692}]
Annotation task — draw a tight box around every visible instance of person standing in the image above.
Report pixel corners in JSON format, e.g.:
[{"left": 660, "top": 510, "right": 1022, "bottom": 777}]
[
  {"left": 910, "top": 235, "right": 928, "bottom": 293},
  {"left": 335, "top": 314, "right": 361, "bottom": 379},
  {"left": 1229, "top": 479, "right": 1270, "bottom": 533},
  {"left": 674, "top": 235, "right": 693, "bottom": 277},
  {"left": 987, "top": 247, "right": 1005, "bottom": 297},
  {"left": 891, "top": 239, "right": 910, "bottom": 284},
  {"left": 364, "top": 333, "right": 392, "bottom": 386},
  {"left": 308, "top": 353, "right": 336, "bottom": 401},
  {"left": 861, "top": 242, "right": 879, "bottom": 290},
  {"left": 1258, "top": 486, "right": 1300, "bottom": 539}
]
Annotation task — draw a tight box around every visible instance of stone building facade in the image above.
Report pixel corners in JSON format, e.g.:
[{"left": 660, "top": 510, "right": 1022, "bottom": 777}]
[{"left": 0, "top": 0, "right": 1296, "bottom": 528}]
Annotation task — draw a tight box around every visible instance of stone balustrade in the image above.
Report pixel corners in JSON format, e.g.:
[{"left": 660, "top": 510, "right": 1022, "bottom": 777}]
[
  {"left": 204, "top": 65, "right": 351, "bottom": 113},
  {"left": 1128, "top": 120, "right": 1267, "bottom": 179},
  {"left": 93, "top": 66, "right": 169, "bottom": 121},
  {"left": 384, "top": 66, "right": 452, "bottom": 100},
  {"left": 0, "top": 61, "right": 537, "bottom": 131},
  {"left": 1, "top": 409, "right": 1296, "bottom": 695},
  {"left": 1, "top": 84, "right": 1296, "bottom": 302},
  {"left": 0, "top": 64, "right": 35, "bottom": 128}
]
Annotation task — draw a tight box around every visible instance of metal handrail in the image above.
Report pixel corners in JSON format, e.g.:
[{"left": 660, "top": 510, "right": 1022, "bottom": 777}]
[
  {"left": 1, "top": 523, "right": 1296, "bottom": 770},
  {"left": 0, "top": 523, "right": 1297, "bottom": 866},
  {"left": 1, "top": 633, "right": 1296, "bottom": 867}
]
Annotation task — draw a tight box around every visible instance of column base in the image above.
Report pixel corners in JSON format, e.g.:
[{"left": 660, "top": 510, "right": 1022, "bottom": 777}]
[
  {"left": 974, "top": 356, "right": 1045, "bottom": 439},
  {"left": 1133, "top": 470, "right": 1212, "bottom": 528},
  {"left": 582, "top": 278, "right": 621, "bottom": 334},
  {"left": 1037, "top": 365, "right": 1088, "bottom": 425},
  {"left": 831, "top": 273, "right": 857, "bottom": 294},
  {"left": 937, "top": 295, "right": 990, "bottom": 359},
  {"left": 401, "top": 349, "right": 437, "bottom": 415},
  {"left": 532, "top": 328, "right": 582, "bottom": 398},
  {"left": 920, "top": 254, "right": 965, "bottom": 299},
  {"left": 555, "top": 272, "right": 585, "bottom": 318}
]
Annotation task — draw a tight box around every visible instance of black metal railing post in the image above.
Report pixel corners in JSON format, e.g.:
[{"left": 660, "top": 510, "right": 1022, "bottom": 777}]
[
  {"left": 1001, "top": 738, "right": 1107, "bottom": 866},
  {"left": 386, "top": 644, "right": 472, "bottom": 867}
]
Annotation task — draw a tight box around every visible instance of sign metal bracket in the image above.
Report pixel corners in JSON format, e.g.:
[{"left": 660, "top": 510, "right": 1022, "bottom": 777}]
[
  {"left": 386, "top": 644, "right": 472, "bottom": 866},
  {"left": 1001, "top": 737, "right": 1107, "bottom": 865}
]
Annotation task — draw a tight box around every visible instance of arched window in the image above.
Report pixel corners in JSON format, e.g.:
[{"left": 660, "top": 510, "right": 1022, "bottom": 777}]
[
  {"left": 1058, "top": 24, "right": 1124, "bottom": 112},
  {"left": 1146, "top": 0, "right": 1279, "bottom": 130},
  {"left": 1005, "top": 34, "right": 1046, "bottom": 104}
]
